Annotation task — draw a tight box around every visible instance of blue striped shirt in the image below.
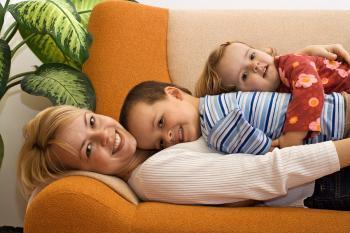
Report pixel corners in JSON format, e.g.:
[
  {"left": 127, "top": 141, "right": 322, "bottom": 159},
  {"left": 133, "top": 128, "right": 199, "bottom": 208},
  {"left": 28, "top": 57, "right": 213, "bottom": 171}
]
[{"left": 199, "top": 92, "right": 345, "bottom": 155}]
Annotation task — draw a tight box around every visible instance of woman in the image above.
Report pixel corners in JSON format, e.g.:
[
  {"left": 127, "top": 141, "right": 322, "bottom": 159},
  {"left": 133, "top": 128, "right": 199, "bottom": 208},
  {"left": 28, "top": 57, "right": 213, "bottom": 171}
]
[{"left": 18, "top": 104, "right": 350, "bottom": 210}]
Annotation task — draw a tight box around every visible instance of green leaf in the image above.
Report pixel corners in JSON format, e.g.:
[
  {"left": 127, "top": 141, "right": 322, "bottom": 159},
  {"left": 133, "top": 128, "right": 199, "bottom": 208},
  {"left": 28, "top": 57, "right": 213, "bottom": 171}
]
[
  {"left": 0, "top": 133, "right": 3, "bottom": 169},
  {"left": 0, "top": 4, "right": 5, "bottom": 32},
  {"left": 72, "top": 0, "right": 103, "bottom": 28},
  {"left": 0, "top": 39, "right": 11, "bottom": 99},
  {"left": 19, "top": 28, "right": 81, "bottom": 69},
  {"left": 8, "top": 0, "right": 92, "bottom": 65},
  {"left": 21, "top": 63, "right": 96, "bottom": 110}
]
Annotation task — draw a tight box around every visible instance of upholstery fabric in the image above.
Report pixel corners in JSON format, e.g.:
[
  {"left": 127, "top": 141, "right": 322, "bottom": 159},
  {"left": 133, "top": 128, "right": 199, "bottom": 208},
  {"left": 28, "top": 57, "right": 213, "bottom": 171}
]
[{"left": 24, "top": 1, "right": 350, "bottom": 232}]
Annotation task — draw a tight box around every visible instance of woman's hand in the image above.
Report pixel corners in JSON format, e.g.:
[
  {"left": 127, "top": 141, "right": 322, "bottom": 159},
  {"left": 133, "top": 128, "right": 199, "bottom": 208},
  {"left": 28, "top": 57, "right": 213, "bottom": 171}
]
[
  {"left": 271, "top": 131, "right": 307, "bottom": 149},
  {"left": 297, "top": 44, "right": 350, "bottom": 64}
]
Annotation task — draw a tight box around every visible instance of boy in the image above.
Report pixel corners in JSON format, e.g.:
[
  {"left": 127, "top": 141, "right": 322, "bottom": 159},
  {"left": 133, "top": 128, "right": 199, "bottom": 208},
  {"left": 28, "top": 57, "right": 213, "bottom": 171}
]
[{"left": 120, "top": 81, "right": 349, "bottom": 154}]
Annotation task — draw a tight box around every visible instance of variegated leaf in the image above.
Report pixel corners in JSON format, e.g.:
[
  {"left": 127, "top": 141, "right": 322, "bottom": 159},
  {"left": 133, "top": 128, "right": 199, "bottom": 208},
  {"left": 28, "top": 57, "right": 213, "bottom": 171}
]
[
  {"left": 19, "top": 28, "right": 81, "bottom": 69},
  {"left": 0, "top": 4, "right": 5, "bottom": 32},
  {"left": 8, "top": 0, "right": 91, "bottom": 65},
  {"left": 0, "top": 133, "right": 3, "bottom": 169},
  {"left": 21, "top": 63, "right": 96, "bottom": 110},
  {"left": 0, "top": 39, "right": 11, "bottom": 99},
  {"left": 72, "top": 0, "right": 103, "bottom": 28}
]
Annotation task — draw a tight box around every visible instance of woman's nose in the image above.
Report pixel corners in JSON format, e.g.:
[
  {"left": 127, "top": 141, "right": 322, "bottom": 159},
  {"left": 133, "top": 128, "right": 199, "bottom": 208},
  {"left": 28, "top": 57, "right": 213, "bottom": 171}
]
[{"left": 93, "top": 129, "right": 111, "bottom": 146}]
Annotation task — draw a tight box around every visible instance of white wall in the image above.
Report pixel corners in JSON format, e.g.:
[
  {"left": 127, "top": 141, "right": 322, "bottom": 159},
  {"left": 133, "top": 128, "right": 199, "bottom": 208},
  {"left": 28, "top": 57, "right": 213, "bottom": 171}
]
[{"left": 0, "top": 0, "right": 349, "bottom": 227}]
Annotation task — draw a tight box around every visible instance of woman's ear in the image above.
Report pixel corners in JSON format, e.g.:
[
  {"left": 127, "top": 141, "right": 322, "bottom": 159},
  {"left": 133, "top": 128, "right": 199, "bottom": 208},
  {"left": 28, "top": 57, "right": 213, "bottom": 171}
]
[{"left": 164, "top": 86, "right": 183, "bottom": 100}]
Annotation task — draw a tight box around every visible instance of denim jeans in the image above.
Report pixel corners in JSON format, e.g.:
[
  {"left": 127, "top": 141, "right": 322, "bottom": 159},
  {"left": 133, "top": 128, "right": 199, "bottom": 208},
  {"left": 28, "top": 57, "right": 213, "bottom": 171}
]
[{"left": 304, "top": 166, "right": 350, "bottom": 210}]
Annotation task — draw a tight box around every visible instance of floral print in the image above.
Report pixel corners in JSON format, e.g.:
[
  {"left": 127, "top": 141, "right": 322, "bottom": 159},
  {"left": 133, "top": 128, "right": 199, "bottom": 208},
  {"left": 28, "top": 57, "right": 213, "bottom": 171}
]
[
  {"left": 295, "top": 74, "right": 318, "bottom": 88},
  {"left": 276, "top": 54, "right": 350, "bottom": 137}
]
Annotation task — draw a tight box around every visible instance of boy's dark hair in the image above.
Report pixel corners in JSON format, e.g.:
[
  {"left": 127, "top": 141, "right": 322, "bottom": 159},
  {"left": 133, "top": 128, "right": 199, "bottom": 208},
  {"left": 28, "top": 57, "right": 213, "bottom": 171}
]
[{"left": 119, "top": 81, "right": 192, "bottom": 129}]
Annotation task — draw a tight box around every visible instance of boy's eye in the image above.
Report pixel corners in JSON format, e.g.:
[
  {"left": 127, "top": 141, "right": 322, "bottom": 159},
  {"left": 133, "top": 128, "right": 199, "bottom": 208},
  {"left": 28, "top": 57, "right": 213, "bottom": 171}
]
[
  {"left": 242, "top": 72, "right": 248, "bottom": 81},
  {"left": 89, "top": 115, "right": 95, "bottom": 127},
  {"left": 86, "top": 143, "right": 92, "bottom": 158},
  {"left": 158, "top": 117, "right": 164, "bottom": 128},
  {"left": 159, "top": 140, "right": 164, "bottom": 150},
  {"left": 250, "top": 52, "right": 255, "bottom": 60}
]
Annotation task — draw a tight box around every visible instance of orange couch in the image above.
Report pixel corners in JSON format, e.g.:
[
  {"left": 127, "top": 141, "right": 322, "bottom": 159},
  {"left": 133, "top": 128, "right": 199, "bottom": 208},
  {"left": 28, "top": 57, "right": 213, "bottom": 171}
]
[{"left": 24, "top": 1, "right": 350, "bottom": 232}]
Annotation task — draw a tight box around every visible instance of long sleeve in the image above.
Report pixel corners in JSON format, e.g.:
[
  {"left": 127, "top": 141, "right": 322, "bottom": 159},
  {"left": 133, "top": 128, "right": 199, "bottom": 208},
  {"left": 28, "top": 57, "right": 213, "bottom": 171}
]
[
  {"left": 128, "top": 138, "right": 339, "bottom": 205},
  {"left": 276, "top": 54, "right": 324, "bottom": 133}
]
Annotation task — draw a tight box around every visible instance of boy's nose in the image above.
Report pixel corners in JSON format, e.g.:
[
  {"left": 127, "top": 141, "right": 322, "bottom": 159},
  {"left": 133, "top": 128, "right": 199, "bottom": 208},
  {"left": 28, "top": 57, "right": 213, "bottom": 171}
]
[{"left": 163, "top": 129, "right": 174, "bottom": 147}]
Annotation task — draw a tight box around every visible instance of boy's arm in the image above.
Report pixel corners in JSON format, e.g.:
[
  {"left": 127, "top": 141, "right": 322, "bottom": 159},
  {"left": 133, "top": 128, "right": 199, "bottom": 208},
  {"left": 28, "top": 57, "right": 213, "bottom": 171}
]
[
  {"left": 208, "top": 109, "right": 272, "bottom": 155},
  {"left": 278, "top": 55, "right": 324, "bottom": 134}
]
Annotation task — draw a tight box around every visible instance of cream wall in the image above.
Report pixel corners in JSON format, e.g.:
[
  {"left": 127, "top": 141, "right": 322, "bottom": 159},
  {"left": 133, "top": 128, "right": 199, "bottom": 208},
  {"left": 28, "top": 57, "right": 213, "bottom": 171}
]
[{"left": 0, "top": 0, "right": 349, "bottom": 227}]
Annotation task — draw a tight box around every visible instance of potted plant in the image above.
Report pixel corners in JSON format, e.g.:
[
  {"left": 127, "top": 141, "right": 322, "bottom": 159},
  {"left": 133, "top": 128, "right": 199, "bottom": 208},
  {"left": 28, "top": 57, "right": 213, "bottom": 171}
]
[{"left": 0, "top": 0, "right": 136, "bottom": 168}]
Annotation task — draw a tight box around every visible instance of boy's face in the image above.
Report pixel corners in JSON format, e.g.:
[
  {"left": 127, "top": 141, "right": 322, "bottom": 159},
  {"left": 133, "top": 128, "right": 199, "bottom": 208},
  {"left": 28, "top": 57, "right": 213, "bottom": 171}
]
[
  {"left": 217, "top": 42, "right": 280, "bottom": 91},
  {"left": 127, "top": 88, "right": 201, "bottom": 150}
]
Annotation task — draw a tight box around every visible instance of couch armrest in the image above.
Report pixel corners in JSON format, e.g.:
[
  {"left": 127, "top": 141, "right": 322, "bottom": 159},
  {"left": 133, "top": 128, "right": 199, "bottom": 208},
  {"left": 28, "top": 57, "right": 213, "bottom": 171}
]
[{"left": 24, "top": 176, "right": 350, "bottom": 233}]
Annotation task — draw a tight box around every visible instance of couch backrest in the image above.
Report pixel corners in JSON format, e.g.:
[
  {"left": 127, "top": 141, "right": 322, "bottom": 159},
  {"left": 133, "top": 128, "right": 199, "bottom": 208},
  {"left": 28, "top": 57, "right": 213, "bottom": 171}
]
[
  {"left": 168, "top": 10, "right": 350, "bottom": 92},
  {"left": 84, "top": 1, "right": 350, "bottom": 118}
]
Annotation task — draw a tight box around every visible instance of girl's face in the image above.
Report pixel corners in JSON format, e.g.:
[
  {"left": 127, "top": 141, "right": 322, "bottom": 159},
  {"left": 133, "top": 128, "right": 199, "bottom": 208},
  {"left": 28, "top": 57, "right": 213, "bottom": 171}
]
[
  {"left": 217, "top": 42, "right": 280, "bottom": 91},
  {"left": 53, "top": 110, "right": 137, "bottom": 175}
]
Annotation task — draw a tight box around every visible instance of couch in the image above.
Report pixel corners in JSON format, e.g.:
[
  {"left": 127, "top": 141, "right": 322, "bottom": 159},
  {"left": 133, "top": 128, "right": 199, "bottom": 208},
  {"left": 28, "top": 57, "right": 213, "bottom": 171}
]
[{"left": 24, "top": 1, "right": 350, "bottom": 232}]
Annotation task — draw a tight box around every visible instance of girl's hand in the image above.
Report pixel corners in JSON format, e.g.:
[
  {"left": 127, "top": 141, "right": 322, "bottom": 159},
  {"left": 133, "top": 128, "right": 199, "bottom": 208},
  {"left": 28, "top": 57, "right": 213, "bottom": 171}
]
[{"left": 297, "top": 44, "right": 350, "bottom": 64}]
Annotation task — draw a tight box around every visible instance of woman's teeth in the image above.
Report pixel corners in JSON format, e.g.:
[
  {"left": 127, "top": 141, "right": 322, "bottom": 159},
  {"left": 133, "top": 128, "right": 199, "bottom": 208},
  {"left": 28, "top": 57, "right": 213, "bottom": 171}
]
[{"left": 112, "top": 132, "right": 121, "bottom": 154}]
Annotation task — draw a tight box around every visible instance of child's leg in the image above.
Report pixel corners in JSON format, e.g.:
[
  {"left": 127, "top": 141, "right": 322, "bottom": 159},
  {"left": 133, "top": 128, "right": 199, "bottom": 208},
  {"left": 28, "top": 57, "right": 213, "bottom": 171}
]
[
  {"left": 303, "top": 167, "right": 350, "bottom": 210},
  {"left": 342, "top": 92, "right": 350, "bottom": 138}
]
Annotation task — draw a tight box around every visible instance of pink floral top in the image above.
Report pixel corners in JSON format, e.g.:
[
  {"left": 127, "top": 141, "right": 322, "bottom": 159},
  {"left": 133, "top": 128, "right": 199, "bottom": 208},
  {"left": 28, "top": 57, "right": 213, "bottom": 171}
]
[{"left": 275, "top": 54, "right": 350, "bottom": 135}]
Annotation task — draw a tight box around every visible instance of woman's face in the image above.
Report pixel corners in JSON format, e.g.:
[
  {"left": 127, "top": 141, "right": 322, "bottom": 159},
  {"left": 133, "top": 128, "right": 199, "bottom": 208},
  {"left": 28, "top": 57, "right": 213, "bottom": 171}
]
[{"left": 53, "top": 110, "right": 137, "bottom": 175}]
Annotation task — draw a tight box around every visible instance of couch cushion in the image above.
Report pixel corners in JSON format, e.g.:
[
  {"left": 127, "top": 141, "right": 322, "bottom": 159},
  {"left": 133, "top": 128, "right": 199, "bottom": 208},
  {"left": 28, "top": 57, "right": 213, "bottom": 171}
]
[{"left": 83, "top": 1, "right": 171, "bottom": 118}]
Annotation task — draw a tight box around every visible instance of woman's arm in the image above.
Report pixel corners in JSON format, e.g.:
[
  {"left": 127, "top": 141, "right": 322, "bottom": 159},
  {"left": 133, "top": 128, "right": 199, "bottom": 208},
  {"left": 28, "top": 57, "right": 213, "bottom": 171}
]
[
  {"left": 334, "top": 137, "right": 350, "bottom": 168},
  {"left": 128, "top": 138, "right": 340, "bottom": 205},
  {"left": 296, "top": 44, "right": 350, "bottom": 64}
]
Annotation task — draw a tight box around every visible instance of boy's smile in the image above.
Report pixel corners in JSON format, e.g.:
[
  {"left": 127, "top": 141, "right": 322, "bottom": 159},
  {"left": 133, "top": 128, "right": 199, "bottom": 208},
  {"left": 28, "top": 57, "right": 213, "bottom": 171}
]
[{"left": 127, "top": 89, "right": 201, "bottom": 150}]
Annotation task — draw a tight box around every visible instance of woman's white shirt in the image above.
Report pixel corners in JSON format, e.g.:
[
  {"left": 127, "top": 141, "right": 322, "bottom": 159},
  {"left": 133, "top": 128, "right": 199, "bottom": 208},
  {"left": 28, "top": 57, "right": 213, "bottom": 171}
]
[{"left": 128, "top": 137, "right": 339, "bottom": 206}]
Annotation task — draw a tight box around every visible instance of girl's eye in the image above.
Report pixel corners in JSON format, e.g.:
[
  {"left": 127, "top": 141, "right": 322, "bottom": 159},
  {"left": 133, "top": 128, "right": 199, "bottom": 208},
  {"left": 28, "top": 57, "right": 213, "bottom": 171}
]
[
  {"left": 89, "top": 115, "right": 95, "bottom": 127},
  {"left": 158, "top": 117, "right": 164, "bottom": 128},
  {"left": 86, "top": 143, "right": 92, "bottom": 158},
  {"left": 250, "top": 52, "right": 255, "bottom": 60},
  {"left": 242, "top": 72, "right": 248, "bottom": 81},
  {"left": 159, "top": 140, "right": 164, "bottom": 150}
]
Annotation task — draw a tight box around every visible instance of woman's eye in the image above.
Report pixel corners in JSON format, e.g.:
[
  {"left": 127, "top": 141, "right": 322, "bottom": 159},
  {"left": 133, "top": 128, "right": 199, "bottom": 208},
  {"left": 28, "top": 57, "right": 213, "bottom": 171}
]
[
  {"left": 242, "top": 72, "right": 248, "bottom": 81},
  {"left": 250, "top": 52, "right": 255, "bottom": 60},
  {"left": 89, "top": 115, "right": 95, "bottom": 127},
  {"left": 86, "top": 143, "right": 92, "bottom": 158},
  {"left": 158, "top": 117, "right": 164, "bottom": 128}
]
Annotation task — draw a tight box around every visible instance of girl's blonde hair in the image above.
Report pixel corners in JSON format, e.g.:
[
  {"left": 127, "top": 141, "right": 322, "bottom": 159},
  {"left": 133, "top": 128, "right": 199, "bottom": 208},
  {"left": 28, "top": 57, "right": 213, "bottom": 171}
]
[
  {"left": 195, "top": 41, "right": 276, "bottom": 97},
  {"left": 17, "top": 105, "right": 83, "bottom": 199}
]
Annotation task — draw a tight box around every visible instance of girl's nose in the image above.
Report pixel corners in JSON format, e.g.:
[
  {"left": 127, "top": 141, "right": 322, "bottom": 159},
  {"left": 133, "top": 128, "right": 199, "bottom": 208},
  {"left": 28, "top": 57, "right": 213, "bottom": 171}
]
[
  {"left": 162, "top": 129, "right": 174, "bottom": 148},
  {"left": 250, "top": 61, "right": 263, "bottom": 73}
]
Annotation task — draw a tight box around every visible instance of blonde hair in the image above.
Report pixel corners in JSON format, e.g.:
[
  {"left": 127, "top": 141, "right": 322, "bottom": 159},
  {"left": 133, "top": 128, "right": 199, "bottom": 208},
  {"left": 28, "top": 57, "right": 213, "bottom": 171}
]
[
  {"left": 195, "top": 41, "right": 277, "bottom": 97},
  {"left": 17, "top": 105, "right": 83, "bottom": 199}
]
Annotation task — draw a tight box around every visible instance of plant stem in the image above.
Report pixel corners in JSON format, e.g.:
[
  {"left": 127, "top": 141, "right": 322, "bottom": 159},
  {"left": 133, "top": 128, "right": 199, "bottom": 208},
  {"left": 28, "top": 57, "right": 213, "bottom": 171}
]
[
  {"left": 11, "top": 33, "right": 35, "bottom": 57},
  {"left": 5, "top": 79, "right": 21, "bottom": 92},
  {"left": 3, "top": 0, "right": 11, "bottom": 12},
  {"left": 5, "top": 24, "right": 18, "bottom": 43},
  {"left": 78, "top": 10, "right": 92, "bottom": 15},
  {"left": 1, "top": 22, "right": 16, "bottom": 40},
  {"left": 8, "top": 71, "right": 35, "bottom": 83}
]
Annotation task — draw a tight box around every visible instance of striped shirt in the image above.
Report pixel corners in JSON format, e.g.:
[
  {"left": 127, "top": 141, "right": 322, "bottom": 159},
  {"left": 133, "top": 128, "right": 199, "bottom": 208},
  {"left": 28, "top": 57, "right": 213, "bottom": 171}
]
[{"left": 199, "top": 92, "right": 345, "bottom": 155}]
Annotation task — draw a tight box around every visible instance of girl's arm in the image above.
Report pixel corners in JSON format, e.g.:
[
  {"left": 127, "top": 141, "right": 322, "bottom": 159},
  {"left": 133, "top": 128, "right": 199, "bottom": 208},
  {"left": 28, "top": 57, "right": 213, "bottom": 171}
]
[{"left": 296, "top": 44, "right": 350, "bottom": 64}]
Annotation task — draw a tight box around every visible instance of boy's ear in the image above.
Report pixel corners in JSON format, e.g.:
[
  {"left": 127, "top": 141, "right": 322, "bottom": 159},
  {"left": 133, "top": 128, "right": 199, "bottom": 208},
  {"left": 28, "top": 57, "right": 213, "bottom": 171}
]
[{"left": 164, "top": 86, "right": 183, "bottom": 100}]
